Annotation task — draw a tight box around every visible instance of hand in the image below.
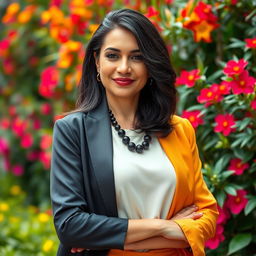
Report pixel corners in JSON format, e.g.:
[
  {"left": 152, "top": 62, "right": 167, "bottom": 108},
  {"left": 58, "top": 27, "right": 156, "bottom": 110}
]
[
  {"left": 71, "top": 248, "right": 86, "bottom": 253},
  {"left": 171, "top": 205, "right": 203, "bottom": 221},
  {"left": 160, "top": 205, "right": 203, "bottom": 241}
]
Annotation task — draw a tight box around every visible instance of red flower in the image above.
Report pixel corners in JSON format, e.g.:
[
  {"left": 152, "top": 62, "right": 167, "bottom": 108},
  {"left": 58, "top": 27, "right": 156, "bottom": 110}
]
[
  {"left": 217, "top": 204, "right": 230, "bottom": 225},
  {"left": 214, "top": 113, "right": 236, "bottom": 136},
  {"left": 194, "top": 1, "right": 217, "bottom": 23},
  {"left": 39, "top": 66, "right": 59, "bottom": 98},
  {"left": 39, "top": 151, "right": 51, "bottom": 169},
  {"left": 223, "top": 59, "right": 248, "bottom": 77},
  {"left": 0, "top": 137, "right": 9, "bottom": 155},
  {"left": 41, "top": 103, "right": 52, "bottom": 115},
  {"left": 145, "top": 6, "right": 159, "bottom": 18},
  {"left": 205, "top": 224, "right": 225, "bottom": 249},
  {"left": 251, "top": 98, "right": 256, "bottom": 110},
  {"left": 176, "top": 69, "right": 201, "bottom": 87},
  {"left": 181, "top": 110, "right": 204, "bottom": 128},
  {"left": 12, "top": 117, "right": 28, "bottom": 137},
  {"left": 40, "top": 135, "right": 52, "bottom": 150},
  {"left": 217, "top": 81, "right": 231, "bottom": 95},
  {"left": 228, "top": 158, "right": 249, "bottom": 175},
  {"left": 229, "top": 70, "right": 255, "bottom": 95},
  {"left": 0, "top": 38, "right": 10, "bottom": 57},
  {"left": 245, "top": 37, "right": 256, "bottom": 48},
  {"left": 0, "top": 118, "right": 10, "bottom": 129},
  {"left": 21, "top": 133, "right": 33, "bottom": 148},
  {"left": 226, "top": 189, "right": 248, "bottom": 214},
  {"left": 12, "top": 165, "right": 24, "bottom": 176},
  {"left": 197, "top": 84, "right": 224, "bottom": 106}
]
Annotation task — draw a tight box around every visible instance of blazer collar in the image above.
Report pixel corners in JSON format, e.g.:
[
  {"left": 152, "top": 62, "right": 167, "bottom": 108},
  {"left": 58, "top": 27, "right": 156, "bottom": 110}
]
[{"left": 84, "top": 93, "right": 118, "bottom": 217}]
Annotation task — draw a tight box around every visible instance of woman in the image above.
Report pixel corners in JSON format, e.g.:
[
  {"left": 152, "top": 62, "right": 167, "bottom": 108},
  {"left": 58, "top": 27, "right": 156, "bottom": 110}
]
[{"left": 50, "top": 8, "right": 218, "bottom": 256}]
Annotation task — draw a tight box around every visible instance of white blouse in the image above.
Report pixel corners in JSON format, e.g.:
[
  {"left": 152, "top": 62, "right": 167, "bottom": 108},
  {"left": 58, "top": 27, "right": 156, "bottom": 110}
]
[{"left": 112, "top": 127, "right": 176, "bottom": 220}]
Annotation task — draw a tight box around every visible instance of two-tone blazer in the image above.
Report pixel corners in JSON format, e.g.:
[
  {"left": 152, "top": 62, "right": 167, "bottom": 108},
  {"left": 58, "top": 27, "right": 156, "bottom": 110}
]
[{"left": 50, "top": 96, "right": 218, "bottom": 256}]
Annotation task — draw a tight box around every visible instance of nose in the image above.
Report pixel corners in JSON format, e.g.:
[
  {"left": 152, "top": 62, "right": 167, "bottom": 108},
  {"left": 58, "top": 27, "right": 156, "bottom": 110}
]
[{"left": 117, "top": 58, "right": 131, "bottom": 74}]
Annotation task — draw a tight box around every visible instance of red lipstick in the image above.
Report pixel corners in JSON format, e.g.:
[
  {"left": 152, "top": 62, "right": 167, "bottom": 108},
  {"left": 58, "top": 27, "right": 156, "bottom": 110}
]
[{"left": 113, "top": 78, "right": 134, "bottom": 86}]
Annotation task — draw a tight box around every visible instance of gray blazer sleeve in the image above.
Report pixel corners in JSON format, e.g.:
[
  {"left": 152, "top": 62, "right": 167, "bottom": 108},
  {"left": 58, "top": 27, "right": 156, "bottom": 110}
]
[{"left": 50, "top": 118, "right": 128, "bottom": 249}]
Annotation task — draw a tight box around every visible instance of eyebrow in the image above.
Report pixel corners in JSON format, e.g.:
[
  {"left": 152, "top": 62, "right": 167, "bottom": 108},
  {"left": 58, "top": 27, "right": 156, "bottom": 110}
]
[{"left": 104, "top": 47, "right": 141, "bottom": 53}]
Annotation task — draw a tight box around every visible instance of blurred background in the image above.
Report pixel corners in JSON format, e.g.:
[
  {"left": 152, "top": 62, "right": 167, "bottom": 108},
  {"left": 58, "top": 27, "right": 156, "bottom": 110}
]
[{"left": 0, "top": 0, "right": 256, "bottom": 255}]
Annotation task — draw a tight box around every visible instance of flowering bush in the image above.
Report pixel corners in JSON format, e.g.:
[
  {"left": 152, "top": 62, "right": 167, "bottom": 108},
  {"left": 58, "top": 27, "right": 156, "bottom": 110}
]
[{"left": 0, "top": 0, "right": 255, "bottom": 255}]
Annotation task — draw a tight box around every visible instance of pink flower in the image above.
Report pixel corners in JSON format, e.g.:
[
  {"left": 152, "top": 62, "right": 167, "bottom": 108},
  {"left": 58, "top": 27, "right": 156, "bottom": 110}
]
[
  {"left": 0, "top": 137, "right": 9, "bottom": 154},
  {"left": 197, "top": 84, "right": 224, "bottom": 106},
  {"left": 176, "top": 69, "right": 201, "bottom": 87},
  {"left": 12, "top": 165, "right": 24, "bottom": 176},
  {"left": 40, "top": 135, "right": 52, "bottom": 150},
  {"left": 33, "top": 118, "right": 41, "bottom": 130},
  {"left": 181, "top": 110, "right": 204, "bottom": 128},
  {"left": 12, "top": 117, "right": 28, "bottom": 137},
  {"left": 217, "top": 205, "right": 230, "bottom": 225},
  {"left": 251, "top": 98, "right": 256, "bottom": 110},
  {"left": 217, "top": 81, "right": 231, "bottom": 95},
  {"left": 214, "top": 113, "right": 236, "bottom": 136},
  {"left": 226, "top": 189, "right": 248, "bottom": 214},
  {"left": 227, "top": 70, "right": 255, "bottom": 94},
  {"left": 0, "top": 38, "right": 10, "bottom": 57},
  {"left": 40, "top": 103, "right": 52, "bottom": 115},
  {"left": 205, "top": 224, "right": 225, "bottom": 249},
  {"left": 27, "top": 151, "right": 40, "bottom": 161},
  {"left": 21, "top": 133, "right": 33, "bottom": 148},
  {"left": 39, "top": 66, "right": 59, "bottom": 98},
  {"left": 39, "top": 151, "right": 51, "bottom": 169},
  {"left": 223, "top": 59, "right": 248, "bottom": 77},
  {"left": 245, "top": 38, "right": 256, "bottom": 48},
  {"left": 228, "top": 158, "right": 249, "bottom": 175},
  {"left": 0, "top": 118, "right": 10, "bottom": 129},
  {"left": 145, "top": 6, "right": 159, "bottom": 18}
]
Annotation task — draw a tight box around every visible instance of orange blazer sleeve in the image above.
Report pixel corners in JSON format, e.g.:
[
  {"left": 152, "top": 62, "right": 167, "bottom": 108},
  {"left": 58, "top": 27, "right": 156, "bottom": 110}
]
[{"left": 159, "top": 116, "right": 219, "bottom": 256}]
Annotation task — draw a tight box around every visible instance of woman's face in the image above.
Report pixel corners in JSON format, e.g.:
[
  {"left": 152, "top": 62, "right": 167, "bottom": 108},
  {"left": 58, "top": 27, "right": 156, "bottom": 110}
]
[{"left": 95, "top": 27, "right": 148, "bottom": 104}]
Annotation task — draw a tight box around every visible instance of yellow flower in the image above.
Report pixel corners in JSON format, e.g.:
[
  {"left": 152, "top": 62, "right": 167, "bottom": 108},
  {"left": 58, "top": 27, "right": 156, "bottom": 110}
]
[
  {"left": 89, "top": 24, "right": 99, "bottom": 35},
  {"left": 10, "top": 185, "right": 22, "bottom": 195},
  {"left": 0, "top": 213, "right": 4, "bottom": 222},
  {"left": 42, "top": 239, "right": 54, "bottom": 252},
  {"left": 0, "top": 203, "right": 9, "bottom": 211},
  {"left": 9, "top": 216, "right": 20, "bottom": 223},
  {"left": 38, "top": 212, "right": 50, "bottom": 223},
  {"left": 17, "top": 5, "right": 36, "bottom": 24},
  {"left": 7, "top": 3, "right": 20, "bottom": 15}
]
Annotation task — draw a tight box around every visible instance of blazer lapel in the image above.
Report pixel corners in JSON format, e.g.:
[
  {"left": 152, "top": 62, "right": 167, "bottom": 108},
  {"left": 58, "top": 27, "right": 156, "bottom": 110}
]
[{"left": 83, "top": 94, "right": 118, "bottom": 217}]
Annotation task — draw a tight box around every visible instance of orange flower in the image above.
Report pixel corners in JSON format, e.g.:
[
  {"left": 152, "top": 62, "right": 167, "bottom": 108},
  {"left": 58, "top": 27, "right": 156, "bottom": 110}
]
[
  {"left": 2, "top": 3, "right": 20, "bottom": 23},
  {"left": 191, "top": 20, "right": 216, "bottom": 42},
  {"left": 17, "top": 5, "right": 37, "bottom": 24},
  {"left": 89, "top": 24, "right": 100, "bottom": 35},
  {"left": 50, "top": 17, "right": 73, "bottom": 43}
]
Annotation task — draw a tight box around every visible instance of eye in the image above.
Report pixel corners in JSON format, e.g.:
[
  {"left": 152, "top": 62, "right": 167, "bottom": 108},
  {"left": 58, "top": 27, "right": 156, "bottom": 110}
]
[
  {"left": 131, "top": 55, "right": 144, "bottom": 61},
  {"left": 106, "top": 53, "right": 119, "bottom": 59}
]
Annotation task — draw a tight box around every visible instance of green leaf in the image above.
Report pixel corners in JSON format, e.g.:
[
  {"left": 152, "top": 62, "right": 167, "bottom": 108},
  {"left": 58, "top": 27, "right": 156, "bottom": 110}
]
[
  {"left": 228, "top": 233, "right": 252, "bottom": 255},
  {"left": 224, "top": 185, "right": 237, "bottom": 196},
  {"left": 220, "top": 170, "right": 235, "bottom": 179},
  {"left": 215, "top": 190, "right": 226, "bottom": 207},
  {"left": 245, "top": 198, "right": 256, "bottom": 215}
]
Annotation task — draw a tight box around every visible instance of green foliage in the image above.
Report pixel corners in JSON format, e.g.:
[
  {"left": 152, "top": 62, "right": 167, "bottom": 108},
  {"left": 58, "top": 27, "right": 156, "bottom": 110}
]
[{"left": 0, "top": 0, "right": 256, "bottom": 255}]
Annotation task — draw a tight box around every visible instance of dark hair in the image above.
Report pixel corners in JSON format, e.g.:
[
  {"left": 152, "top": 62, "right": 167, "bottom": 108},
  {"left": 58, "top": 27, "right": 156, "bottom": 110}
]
[{"left": 74, "top": 8, "right": 177, "bottom": 137}]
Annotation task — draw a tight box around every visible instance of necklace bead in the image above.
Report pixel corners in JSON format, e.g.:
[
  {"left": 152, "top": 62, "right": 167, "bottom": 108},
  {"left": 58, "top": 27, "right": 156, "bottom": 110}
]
[{"left": 109, "top": 109, "right": 151, "bottom": 154}]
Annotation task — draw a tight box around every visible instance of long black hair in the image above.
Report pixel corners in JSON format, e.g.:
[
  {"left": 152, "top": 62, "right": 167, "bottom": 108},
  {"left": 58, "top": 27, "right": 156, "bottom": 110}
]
[{"left": 75, "top": 8, "right": 177, "bottom": 137}]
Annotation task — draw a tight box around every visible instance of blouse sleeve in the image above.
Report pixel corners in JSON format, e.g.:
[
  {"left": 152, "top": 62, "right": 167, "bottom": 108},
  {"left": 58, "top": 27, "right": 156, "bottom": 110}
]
[
  {"left": 50, "top": 118, "right": 128, "bottom": 249},
  {"left": 173, "top": 119, "right": 219, "bottom": 256}
]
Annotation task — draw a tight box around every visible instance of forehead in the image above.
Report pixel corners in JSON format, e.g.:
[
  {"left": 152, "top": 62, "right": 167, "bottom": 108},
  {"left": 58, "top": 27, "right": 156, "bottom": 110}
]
[{"left": 101, "top": 27, "right": 139, "bottom": 51}]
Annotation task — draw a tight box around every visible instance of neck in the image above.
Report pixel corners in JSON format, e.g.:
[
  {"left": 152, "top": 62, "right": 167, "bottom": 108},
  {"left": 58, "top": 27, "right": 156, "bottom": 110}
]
[{"left": 106, "top": 94, "right": 139, "bottom": 129}]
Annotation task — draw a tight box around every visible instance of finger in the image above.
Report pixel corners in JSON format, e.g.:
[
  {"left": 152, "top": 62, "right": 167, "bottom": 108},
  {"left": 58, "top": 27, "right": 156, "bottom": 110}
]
[
  {"left": 77, "top": 248, "right": 86, "bottom": 252},
  {"left": 71, "top": 248, "right": 77, "bottom": 253},
  {"left": 191, "top": 212, "right": 203, "bottom": 220},
  {"left": 178, "top": 205, "right": 198, "bottom": 216}
]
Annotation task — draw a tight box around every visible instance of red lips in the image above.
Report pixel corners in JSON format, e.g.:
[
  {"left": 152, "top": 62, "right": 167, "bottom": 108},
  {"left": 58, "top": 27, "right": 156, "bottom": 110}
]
[{"left": 113, "top": 78, "right": 134, "bottom": 86}]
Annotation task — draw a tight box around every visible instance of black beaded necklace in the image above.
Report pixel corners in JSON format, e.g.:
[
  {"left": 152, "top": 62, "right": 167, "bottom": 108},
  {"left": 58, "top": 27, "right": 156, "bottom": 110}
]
[{"left": 109, "top": 109, "right": 152, "bottom": 154}]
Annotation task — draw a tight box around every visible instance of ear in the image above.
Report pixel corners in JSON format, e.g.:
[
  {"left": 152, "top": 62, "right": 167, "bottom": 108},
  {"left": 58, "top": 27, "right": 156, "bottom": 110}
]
[{"left": 94, "top": 52, "right": 100, "bottom": 71}]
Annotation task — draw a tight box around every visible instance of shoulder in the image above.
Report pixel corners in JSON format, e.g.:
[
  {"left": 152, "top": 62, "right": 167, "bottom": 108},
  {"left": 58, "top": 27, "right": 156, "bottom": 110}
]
[
  {"left": 55, "top": 112, "right": 85, "bottom": 128},
  {"left": 54, "top": 112, "right": 86, "bottom": 139}
]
